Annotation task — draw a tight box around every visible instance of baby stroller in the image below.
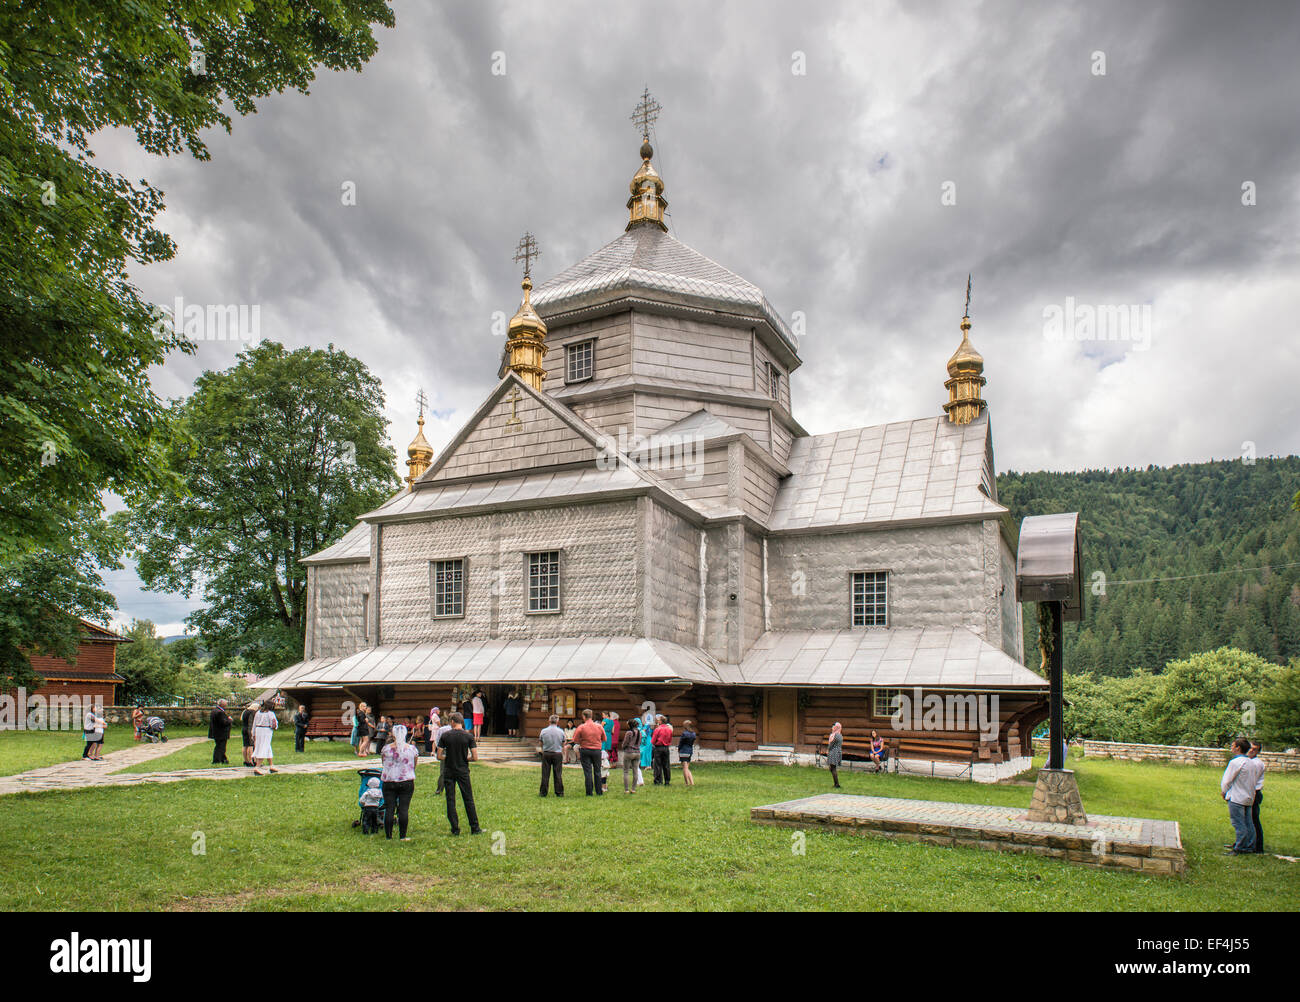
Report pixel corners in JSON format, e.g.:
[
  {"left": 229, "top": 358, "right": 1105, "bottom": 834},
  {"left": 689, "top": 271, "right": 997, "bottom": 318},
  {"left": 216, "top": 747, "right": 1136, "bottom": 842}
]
[
  {"left": 352, "top": 768, "right": 384, "bottom": 834},
  {"left": 140, "top": 716, "right": 168, "bottom": 743}
]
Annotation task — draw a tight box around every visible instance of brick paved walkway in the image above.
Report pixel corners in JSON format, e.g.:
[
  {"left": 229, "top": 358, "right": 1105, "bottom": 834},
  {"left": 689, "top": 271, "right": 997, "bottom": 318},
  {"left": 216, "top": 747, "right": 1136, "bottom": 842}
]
[{"left": 752, "top": 793, "right": 1186, "bottom": 873}]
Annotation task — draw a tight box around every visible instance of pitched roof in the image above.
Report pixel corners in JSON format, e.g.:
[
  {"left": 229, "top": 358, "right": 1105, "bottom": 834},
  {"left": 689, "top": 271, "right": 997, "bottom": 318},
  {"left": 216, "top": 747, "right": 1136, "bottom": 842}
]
[
  {"left": 301, "top": 520, "right": 372, "bottom": 565},
  {"left": 733, "top": 627, "right": 1047, "bottom": 689},
  {"left": 295, "top": 637, "right": 727, "bottom": 687},
  {"left": 532, "top": 226, "right": 799, "bottom": 356},
  {"left": 768, "top": 413, "right": 1005, "bottom": 531},
  {"left": 274, "top": 628, "right": 1042, "bottom": 691}
]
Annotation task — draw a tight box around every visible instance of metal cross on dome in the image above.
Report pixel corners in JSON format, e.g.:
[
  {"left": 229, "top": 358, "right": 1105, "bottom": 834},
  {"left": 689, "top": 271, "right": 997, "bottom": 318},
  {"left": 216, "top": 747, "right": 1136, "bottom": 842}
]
[
  {"left": 415, "top": 387, "right": 428, "bottom": 420},
  {"left": 630, "top": 86, "right": 662, "bottom": 141},
  {"left": 964, "top": 274, "right": 973, "bottom": 318},
  {"left": 513, "top": 232, "right": 541, "bottom": 279}
]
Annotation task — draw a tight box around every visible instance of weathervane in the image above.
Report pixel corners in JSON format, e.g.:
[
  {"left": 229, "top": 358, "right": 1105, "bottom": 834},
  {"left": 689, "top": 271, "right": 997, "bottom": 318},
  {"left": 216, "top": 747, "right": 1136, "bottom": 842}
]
[
  {"left": 964, "top": 274, "right": 972, "bottom": 319},
  {"left": 415, "top": 387, "right": 428, "bottom": 421},
  {"left": 513, "top": 231, "right": 541, "bottom": 279},
  {"left": 630, "top": 86, "right": 662, "bottom": 142}
]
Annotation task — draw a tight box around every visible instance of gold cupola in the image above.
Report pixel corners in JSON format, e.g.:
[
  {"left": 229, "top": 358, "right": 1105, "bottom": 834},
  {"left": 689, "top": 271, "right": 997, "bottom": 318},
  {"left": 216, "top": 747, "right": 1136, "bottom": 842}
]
[
  {"left": 627, "top": 87, "right": 668, "bottom": 231},
  {"left": 504, "top": 232, "right": 547, "bottom": 390},
  {"left": 944, "top": 277, "right": 987, "bottom": 425},
  {"left": 404, "top": 392, "right": 435, "bottom": 490}
]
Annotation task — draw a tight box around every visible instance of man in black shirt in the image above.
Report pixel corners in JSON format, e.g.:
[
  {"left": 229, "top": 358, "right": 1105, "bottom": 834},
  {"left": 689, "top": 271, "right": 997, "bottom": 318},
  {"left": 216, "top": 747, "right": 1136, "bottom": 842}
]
[
  {"left": 209, "top": 699, "right": 232, "bottom": 764},
  {"left": 292, "top": 705, "right": 310, "bottom": 752},
  {"left": 436, "top": 712, "right": 482, "bottom": 835}
]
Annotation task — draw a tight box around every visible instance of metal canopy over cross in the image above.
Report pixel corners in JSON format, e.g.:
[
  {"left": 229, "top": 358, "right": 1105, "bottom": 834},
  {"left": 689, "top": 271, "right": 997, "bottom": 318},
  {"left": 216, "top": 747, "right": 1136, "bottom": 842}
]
[
  {"left": 964, "top": 274, "right": 972, "bottom": 318},
  {"left": 415, "top": 387, "right": 428, "bottom": 420},
  {"left": 630, "top": 86, "right": 662, "bottom": 141},
  {"left": 513, "top": 232, "right": 540, "bottom": 279}
]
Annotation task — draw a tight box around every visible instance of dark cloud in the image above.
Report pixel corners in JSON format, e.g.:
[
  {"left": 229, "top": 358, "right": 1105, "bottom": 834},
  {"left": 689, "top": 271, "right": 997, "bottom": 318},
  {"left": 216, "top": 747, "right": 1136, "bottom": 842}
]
[{"left": 92, "top": 0, "right": 1300, "bottom": 626}]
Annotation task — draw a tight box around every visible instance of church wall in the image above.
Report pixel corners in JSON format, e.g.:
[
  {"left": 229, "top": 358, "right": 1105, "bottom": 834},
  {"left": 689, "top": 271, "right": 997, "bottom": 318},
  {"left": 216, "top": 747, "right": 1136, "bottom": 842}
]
[
  {"left": 570, "top": 396, "right": 635, "bottom": 441},
  {"left": 632, "top": 313, "right": 754, "bottom": 390},
  {"left": 743, "top": 530, "right": 765, "bottom": 652},
  {"left": 429, "top": 387, "right": 597, "bottom": 482},
  {"left": 310, "top": 561, "right": 371, "bottom": 659},
  {"left": 771, "top": 420, "right": 793, "bottom": 467},
  {"left": 645, "top": 502, "right": 701, "bottom": 646},
  {"left": 999, "top": 530, "right": 1023, "bottom": 661},
  {"left": 632, "top": 393, "right": 775, "bottom": 453},
  {"left": 765, "top": 521, "right": 988, "bottom": 634},
  {"left": 702, "top": 524, "right": 736, "bottom": 661},
  {"left": 741, "top": 453, "right": 780, "bottom": 521},
  {"left": 541, "top": 311, "right": 633, "bottom": 386},
  {"left": 377, "top": 499, "right": 641, "bottom": 644},
  {"left": 642, "top": 443, "right": 731, "bottom": 512}
]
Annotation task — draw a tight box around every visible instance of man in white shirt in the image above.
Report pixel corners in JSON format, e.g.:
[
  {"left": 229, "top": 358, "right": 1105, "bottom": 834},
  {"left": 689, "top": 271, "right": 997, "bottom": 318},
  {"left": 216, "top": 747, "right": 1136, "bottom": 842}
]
[{"left": 1221, "top": 738, "right": 1265, "bottom": 854}]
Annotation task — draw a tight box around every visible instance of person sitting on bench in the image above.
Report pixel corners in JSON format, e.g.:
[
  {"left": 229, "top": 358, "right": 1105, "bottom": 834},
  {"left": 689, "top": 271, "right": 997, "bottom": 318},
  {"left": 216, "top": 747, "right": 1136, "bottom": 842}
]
[{"left": 869, "top": 730, "right": 889, "bottom": 773}]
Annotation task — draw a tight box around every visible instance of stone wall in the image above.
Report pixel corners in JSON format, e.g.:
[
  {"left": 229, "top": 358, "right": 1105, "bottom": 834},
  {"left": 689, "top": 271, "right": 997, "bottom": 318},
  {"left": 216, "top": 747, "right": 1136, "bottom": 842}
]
[
  {"left": 1032, "top": 737, "right": 1300, "bottom": 772},
  {"left": 308, "top": 560, "right": 370, "bottom": 659},
  {"left": 378, "top": 499, "right": 641, "bottom": 643},
  {"left": 765, "top": 521, "right": 988, "bottom": 636}
]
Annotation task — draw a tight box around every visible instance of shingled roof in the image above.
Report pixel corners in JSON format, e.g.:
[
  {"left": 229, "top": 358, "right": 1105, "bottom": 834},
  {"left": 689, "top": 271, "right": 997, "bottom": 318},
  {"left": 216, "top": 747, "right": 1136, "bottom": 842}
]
[{"left": 531, "top": 226, "right": 799, "bottom": 356}]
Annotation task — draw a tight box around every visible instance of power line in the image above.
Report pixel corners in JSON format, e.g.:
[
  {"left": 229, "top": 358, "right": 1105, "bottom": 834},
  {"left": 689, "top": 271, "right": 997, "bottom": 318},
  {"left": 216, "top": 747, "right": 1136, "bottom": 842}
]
[{"left": 1104, "top": 559, "right": 1300, "bottom": 586}]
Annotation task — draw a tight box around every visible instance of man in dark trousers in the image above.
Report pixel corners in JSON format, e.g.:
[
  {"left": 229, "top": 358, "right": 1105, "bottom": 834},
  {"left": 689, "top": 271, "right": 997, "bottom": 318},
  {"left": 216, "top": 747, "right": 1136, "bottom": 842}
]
[
  {"left": 538, "top": 713, "right": 565, "bottom": 797},
  {"left": 292, "top": 704, "right": 310, "bottom": 752},
  {"left": 209, "top": 699, "right": 232, "bottom": 765},
  {"left": 651, "top": 714, "right": 673, "bottom": 785},
  {"left": 573, "top": 708, "right": 606, "bottom": 796},
  {"left": 436, "top": 712, "right": 482, "bottom": 835}
]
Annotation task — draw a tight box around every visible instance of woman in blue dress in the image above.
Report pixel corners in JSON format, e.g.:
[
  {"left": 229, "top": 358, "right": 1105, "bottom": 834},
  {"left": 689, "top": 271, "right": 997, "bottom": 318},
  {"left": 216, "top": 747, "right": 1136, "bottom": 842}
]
[{"left": 639, "top": 708, "right": 654, "bottom": 772}]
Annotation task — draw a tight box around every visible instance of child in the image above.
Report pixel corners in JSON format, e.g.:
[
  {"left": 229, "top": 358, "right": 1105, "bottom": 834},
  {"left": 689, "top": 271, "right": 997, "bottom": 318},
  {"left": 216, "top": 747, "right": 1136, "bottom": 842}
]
[{"left": 360, "top": 777, "right": 383, "bottom": 834}]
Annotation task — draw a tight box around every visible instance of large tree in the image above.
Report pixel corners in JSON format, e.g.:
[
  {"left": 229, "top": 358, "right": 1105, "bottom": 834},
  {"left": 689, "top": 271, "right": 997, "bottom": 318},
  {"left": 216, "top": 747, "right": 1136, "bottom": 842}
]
[
  {"left": 0, "top": 0, "right": 394, "bottom": 678},
  {"left": 120, "top": 342, "right": 399, "bottom": 674}
]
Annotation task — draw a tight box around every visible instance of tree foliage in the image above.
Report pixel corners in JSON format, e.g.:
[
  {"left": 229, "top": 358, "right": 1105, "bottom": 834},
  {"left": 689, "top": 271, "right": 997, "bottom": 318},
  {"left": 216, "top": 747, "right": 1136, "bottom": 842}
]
[
  {"left": 119, "top": 342, "right": 400, "bottom": 674},
  {"left": 0, "top": 0, "right": 394, "bottom": 678},
  {"left": 1000, "top": 458, "right": 1300, "bottom": 676}
]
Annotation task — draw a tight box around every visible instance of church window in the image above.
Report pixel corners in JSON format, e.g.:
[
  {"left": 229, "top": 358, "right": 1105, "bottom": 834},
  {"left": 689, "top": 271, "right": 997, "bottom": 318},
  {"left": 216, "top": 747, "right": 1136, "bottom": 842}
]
[
  {"left": 767, "top": 361, "right": 782, "bottom": 402},
  {"left": 527, "top": 550, "right": 561, "bottom": 613},
  {"left": 431, "top": 559, "right": 465, "bottom": 618},
  {"left": 873, "top": 688, "right": 902, "bottom": 717},
  {"left": 851, "top": 571, "right": 888, "bottom": 627},
  {"left": 566, "top": 339, "right": 595, "bottom": 383}
]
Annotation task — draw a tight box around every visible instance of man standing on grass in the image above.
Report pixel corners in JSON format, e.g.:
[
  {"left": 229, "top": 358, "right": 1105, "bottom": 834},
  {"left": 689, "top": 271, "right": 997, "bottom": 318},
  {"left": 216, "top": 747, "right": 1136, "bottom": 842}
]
[
  {"left": 292, "top": 704, "right": 310, "bottom": 753},
  {"left": 539, "top": 713, "right": 566, "bottom": 797},
  {"left": 436, "top": 712, "right": 482, "bottom": 835},
  {"left": 209, "top": 699, "right": 232, "bottom": 765},
  {"left": 651, "top": 714, "right": 674, "bottom": 785},
  {"left": 573, "top": 709, "right": 606, "bottom": 796},
  {"left": 1221, "top": 737, "right": 1264, "bottom": 854}
]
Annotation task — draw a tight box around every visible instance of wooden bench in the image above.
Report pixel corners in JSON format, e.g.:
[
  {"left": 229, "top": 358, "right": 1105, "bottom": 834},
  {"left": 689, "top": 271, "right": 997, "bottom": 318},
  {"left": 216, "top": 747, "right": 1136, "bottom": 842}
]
[{"left": 816, "top": 737, "right": 894, "bottom": 773}]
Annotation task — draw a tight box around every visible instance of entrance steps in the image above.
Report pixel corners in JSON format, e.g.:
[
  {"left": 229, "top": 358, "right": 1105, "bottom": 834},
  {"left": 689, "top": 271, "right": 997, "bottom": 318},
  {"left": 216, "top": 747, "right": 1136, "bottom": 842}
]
[
  {"left": 750, "top": 744, "right": 795, "bottom": 765},
  {"left": 473, "top": 736, "right": 538, "bottom": 763}
]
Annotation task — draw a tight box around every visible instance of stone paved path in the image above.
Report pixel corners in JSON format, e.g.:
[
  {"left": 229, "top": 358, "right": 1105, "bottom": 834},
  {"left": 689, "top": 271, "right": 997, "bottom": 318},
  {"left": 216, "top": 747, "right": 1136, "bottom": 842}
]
[{"left": 0, "top": 740, "right": 535, "bottom": 796}]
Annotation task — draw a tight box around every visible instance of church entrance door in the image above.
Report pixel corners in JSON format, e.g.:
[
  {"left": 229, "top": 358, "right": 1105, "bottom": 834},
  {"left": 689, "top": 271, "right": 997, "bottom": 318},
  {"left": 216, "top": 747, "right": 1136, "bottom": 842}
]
[
  {"left": 763, "top": 688, "right": 796, "bottom": 745},
  {"left": 483, "top": 684, "right": 519, "bottom": 736}
]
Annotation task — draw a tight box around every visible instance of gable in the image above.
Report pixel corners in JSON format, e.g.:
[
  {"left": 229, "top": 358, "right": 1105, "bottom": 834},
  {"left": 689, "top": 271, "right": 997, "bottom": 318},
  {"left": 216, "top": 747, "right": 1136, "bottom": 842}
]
[{"left": 423, "top": 379, "right": 600, "bottom": 484}]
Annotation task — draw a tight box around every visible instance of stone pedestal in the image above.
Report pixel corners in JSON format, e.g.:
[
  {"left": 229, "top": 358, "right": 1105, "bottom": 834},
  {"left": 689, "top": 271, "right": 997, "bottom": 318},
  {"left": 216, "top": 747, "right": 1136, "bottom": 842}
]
[{"left": 1026, "top": 768, "right": 1087, "bottom": 825}]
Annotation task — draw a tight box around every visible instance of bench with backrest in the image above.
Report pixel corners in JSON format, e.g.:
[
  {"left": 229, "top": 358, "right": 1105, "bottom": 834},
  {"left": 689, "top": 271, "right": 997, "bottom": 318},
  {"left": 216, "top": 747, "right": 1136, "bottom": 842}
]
[{"left": 816, "top": 735, "right": 894, "bottom": 772}]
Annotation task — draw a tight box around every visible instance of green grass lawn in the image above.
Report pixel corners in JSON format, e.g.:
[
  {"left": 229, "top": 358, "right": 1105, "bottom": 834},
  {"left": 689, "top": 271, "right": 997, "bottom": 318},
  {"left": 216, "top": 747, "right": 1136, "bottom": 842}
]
[
  {"left": 113, "top": 735, "right": 370, "bottom": 774},
  {"left": 0, "top": 750, "right": 1296, "bottom": 911},
  {"left": 0, "top": 726, "right": 209, "bottom": 776}
]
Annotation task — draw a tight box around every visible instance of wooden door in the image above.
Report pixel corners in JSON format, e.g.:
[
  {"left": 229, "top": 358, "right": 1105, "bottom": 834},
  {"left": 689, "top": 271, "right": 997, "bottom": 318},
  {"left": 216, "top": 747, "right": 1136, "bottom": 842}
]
[{"left": 764, "top": 688, "right": 796, "bottom": 744}]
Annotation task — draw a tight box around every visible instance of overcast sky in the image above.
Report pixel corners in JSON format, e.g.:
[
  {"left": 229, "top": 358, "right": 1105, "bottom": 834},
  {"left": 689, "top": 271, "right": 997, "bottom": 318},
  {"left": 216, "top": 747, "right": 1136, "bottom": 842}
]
[{"left": 95, "top": 0, "right": 1300, "bottom": 633}]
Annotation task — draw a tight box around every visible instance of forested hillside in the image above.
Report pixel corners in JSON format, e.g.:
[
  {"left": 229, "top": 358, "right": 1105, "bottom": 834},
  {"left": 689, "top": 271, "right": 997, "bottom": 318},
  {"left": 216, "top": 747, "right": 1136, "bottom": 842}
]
[{"left": 998, "top": 457, "right": 1300, "bottom": 676}]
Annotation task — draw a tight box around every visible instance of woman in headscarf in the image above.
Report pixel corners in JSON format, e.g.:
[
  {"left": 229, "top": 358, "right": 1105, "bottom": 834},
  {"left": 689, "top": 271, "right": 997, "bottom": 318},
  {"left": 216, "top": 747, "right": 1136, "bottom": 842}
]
[
  {"left": 380, "top": 723, "right": 419, "bottom": 840},
  {"left": 639, "top": 706, "right": 654, "bottom": 778},
  {"left": 252, "top": 702, "right": 279, "bottom": 775},
  {"left": 826, "top": 721, "right": 843, "bottom": 789}
]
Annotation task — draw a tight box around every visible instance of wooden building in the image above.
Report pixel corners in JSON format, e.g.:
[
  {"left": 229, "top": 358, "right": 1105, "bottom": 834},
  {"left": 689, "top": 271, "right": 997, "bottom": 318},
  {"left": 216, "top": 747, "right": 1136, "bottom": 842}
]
[
  {"left": 21, "top": 619, "right": 128, "bottom": 708},
  {"left": 261, "top": 114, "right": 1049, "bottom": 781}
]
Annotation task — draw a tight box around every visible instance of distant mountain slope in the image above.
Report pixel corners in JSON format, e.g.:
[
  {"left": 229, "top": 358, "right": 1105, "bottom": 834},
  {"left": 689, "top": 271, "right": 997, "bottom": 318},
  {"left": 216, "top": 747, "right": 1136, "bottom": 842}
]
[{"left": 998, "top": 457, "right": 1300, "bottom": 676}]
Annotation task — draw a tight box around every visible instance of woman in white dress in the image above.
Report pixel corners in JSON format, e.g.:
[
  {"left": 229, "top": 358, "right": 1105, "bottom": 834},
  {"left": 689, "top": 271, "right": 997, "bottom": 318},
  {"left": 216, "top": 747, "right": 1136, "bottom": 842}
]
[{"left": 252, "top": 703, "right": 279, "bottom": 775}]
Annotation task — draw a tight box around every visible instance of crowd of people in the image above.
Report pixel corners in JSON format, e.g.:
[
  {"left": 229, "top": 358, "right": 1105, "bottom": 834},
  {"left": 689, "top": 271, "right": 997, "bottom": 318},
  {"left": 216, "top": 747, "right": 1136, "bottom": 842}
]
[{"left": 538, "top": 708, "right": 697, "bottom": 796}]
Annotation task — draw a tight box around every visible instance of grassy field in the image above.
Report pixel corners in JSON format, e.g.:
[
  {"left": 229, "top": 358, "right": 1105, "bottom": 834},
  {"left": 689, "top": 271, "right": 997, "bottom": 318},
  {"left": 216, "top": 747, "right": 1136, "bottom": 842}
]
[
  {"left": 0, "top": 750, "right": 1296, "bottom": 911},
  {"left": 0, "top": 726, "right": 209, "bottom": 776}
]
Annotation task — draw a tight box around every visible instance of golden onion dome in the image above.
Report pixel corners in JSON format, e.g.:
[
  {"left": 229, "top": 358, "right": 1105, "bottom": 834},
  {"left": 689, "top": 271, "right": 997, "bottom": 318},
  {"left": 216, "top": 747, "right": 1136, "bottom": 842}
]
[
  {"left": 947, "top": 317, "right": 984, "bottom": 375},
  {"left": 507, "top": 276, "right": 547, "bottom": 337},
  {"left": 406, "top": 418, "right": 433, "bottom": 461}
]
